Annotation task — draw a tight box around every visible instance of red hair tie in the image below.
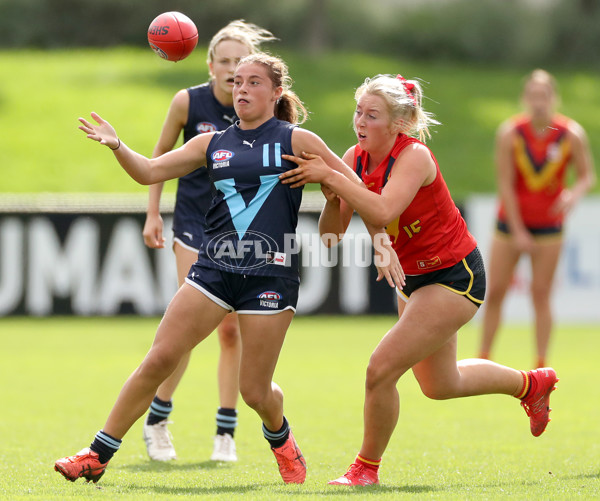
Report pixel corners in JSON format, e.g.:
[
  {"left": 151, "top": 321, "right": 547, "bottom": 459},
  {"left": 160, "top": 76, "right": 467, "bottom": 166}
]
[{"left": 396, "top": 74, "right": 417, "bottom": 106}]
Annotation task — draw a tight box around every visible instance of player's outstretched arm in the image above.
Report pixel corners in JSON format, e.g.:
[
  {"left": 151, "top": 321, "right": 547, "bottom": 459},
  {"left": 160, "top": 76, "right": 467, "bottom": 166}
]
[
  {"left": 282, "top": 142, "right": 433, "bottom": 229},
  {"left": 78, "top": 112, "right": 208, "bottom": 186},
  {"left": 285, "top": 129, "right": 405, "bottom": 288}
]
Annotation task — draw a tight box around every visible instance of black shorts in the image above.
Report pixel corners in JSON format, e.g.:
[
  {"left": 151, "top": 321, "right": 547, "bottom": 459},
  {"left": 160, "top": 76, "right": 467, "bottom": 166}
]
[
  {"left": 496, "top": 220, "right": 563, "bottom": 238},
  {"left": 397, "top": 247, "right": 486, "bottom": 307},
  {"left": 185, "top": 263, "right": 299, "bottom": 314}
]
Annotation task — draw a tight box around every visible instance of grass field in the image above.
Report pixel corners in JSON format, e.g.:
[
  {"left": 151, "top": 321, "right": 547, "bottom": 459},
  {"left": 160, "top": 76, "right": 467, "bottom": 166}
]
[
  {"left": 2, "top": 48, "right": 600, "bottom": 199},
  {"left": 1, "top": 315, "right": 598, "bottom": 500}
]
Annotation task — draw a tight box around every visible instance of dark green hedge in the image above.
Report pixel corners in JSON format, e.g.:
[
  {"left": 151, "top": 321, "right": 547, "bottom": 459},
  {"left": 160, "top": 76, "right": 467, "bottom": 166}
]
[{"left": 2, "top": 0, "right": 599, "bottom": 66}]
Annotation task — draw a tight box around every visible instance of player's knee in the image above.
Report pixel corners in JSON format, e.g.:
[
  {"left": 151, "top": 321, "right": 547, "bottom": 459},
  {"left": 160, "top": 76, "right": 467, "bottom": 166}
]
[
  {"left": 239, "top": 384, "right": 267, "bottom": 410},
  {"left": 421, "top": 386, "right": 453, "bottom": 400},
  {"left": 365, "top": 356, "right": 404, "bottom": 392},
  {"left": 530, "top": 285, "right": 551, "bottom": 307},
  {"left": 418, "top": 380, "right": 454, "bottom": 400},
  {"left": 218, "top": 324, "right": 241, "bottom": 349},
  {"left": 139, "top": 348, "right": 179, "bottom": 382}
]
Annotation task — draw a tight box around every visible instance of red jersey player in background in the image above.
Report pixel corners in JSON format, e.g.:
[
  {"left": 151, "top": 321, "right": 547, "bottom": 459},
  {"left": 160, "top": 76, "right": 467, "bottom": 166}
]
[
  {"left": 478, "top": 69, "right": 595, "bottom": 368},
  {"left": 280, "top": 73, "right": 558, "bottom": 486}
]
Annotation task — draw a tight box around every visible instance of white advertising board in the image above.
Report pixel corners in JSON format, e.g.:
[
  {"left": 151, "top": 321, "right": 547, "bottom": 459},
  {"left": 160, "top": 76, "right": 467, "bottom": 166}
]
[{"left": 466, "top": 195, "right": 600, "bottom": 324}]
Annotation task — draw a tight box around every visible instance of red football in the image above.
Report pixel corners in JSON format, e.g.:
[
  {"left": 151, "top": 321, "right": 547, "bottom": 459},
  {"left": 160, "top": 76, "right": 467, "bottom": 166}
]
[{"left": 147, "top": 11, "right": 198, "bottom": 62}]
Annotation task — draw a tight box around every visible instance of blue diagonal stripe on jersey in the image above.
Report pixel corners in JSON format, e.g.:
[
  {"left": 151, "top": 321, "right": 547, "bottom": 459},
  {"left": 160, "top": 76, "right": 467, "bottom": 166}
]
[{"left": 214, "top": 174, "right": 280, "bottom": 239}]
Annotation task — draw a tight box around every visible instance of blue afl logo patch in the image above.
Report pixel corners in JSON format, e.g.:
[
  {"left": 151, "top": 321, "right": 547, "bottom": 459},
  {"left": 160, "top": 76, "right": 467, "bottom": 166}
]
[
  {"left": 196, "top": 122, "right": 217, "bottom": 134},
  {"left": 258, "top": 291, "right": 282, "bottom": 300},
  {"left": 212, "top": 150, "right": 234, "bottom": 162}
]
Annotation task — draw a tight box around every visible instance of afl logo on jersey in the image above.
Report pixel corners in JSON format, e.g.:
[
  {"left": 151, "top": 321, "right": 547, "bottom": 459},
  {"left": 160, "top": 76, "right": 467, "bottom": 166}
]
[
  {"left": 258, "top": 291, "right": 282, "bottom": 300},
  {"left": 212, "top": 150, "right": 234, "bottom": 162},
  {"left": 206, "top": 230, "right": 279, "bottom": 270},
  {"left": 196, "top": 122, "right": 217, "bottom": 134}
]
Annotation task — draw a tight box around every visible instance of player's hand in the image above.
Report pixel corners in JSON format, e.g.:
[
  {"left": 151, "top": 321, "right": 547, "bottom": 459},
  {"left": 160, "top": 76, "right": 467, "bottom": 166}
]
[
  {"left": 280, "top": 152, "right": 332, "bottom": 188},
  {"left": 78, "top": 112, "right": 120, "bottom": 150},
  {"left": 373, "top": 233, "right": 405, "bottom": 289},
  {"left": 143, "top": 213, "right": 166, "bottom": 249},
  {"left": 321, "top": 184, "right": 340, "bottom": 204},
  {"left": 550, "top": 188, "right": 575, "bottom": 215},
  {"left": 513, "top": 227, "right": 534, "bottom": 254}
]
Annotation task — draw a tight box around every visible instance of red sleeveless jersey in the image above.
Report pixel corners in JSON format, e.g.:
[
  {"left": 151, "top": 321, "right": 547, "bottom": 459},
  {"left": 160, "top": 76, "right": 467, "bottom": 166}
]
[
  {"left": 497, "top": 114, "right": 572, "bottom": 228},
  {"left": 354, "top": 134, "right": 477, "bottom": 275}
]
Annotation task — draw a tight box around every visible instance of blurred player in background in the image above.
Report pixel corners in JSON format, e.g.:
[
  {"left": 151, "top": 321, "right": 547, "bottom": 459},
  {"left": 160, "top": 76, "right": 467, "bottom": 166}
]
[
  {"left": 478, "top": 69, "right": 595, "bottom": 368},
  {"left": 280, "top": 73, "right": 558, "bottom": 486},
  {"left": 141, "top": 20, "right": 276, "bottom": 462}
]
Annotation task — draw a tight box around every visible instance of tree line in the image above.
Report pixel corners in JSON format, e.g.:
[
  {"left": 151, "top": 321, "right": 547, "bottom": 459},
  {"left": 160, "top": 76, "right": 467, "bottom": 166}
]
[{"left": 2, "top": 0, "right": 599, "bottom": 66}]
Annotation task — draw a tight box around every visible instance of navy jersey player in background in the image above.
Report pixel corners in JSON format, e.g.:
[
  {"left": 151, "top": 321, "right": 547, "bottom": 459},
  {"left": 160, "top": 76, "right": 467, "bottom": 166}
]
[
  {"left": 57, "top": 53, "right": 402, "bottom": 485},
  {"left": 141, "top": 20, "right": 276, "bottom": 464}
]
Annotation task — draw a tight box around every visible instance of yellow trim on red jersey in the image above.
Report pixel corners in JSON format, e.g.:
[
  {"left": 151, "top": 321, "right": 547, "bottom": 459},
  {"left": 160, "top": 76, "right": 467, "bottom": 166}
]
[{"left": 513, "top": 134, "right": 571, "bottom": 192}]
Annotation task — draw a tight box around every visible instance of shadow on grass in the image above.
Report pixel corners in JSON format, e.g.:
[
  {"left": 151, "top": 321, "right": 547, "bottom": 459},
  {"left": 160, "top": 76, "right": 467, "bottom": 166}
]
[
  {"left": 118, "top": 460, "right": 232, "bottom": 473},
  {"left": 305, "top": 484, "right": 440, "bottom": 495},
  {"left": 136, "top": 484, "right": 262, "bottom": 495},
  {"left": 98, "top": 481, "right": 438, "bottom": 496},
  {"left": 100, "top": 465, "right": 440, "bottom": 496},
  {"left": 94, "top": 462, "right": 600, "bottom": 496},
  {"left": 561, "top": 472, "right": 600, "bottom": 480},
  {"left": 96, "top": 483, "right": 262, "bottom": 496}
]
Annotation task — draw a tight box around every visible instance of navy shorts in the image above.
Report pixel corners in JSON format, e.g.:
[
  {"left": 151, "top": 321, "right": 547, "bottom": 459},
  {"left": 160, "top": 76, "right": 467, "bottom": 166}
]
[
  {"left": 397, "top": 247, "right": 486, "bottom": 307},
  {"left": 173, "top": 228, "right": 204, "bottom": 253},
  {"left": 185, "top": 263, "right": 299, "bottom": 314}
]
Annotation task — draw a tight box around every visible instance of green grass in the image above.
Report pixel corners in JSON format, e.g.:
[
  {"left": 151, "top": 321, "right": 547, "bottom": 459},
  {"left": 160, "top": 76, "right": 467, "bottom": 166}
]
[
  {"left": 1, "top": 48, "right": 600, "bottom": 199},
  {"left": 1, "top": 315, "right": 599, "bottom": 500}
]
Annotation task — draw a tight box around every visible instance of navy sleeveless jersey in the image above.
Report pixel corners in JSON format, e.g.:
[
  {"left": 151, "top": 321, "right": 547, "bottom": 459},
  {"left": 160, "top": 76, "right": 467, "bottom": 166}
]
[
  {"left": 197, "top": 117, "right": 303, "bottom": 281},
  {"left": 173, "top": 83, "right": 238, "bottom": 237}
]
